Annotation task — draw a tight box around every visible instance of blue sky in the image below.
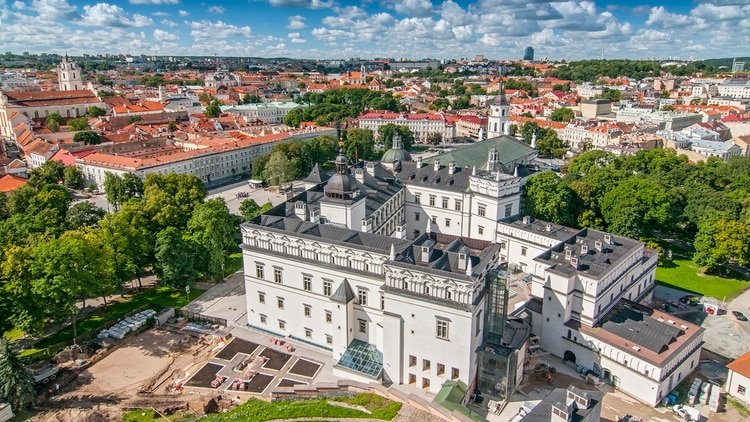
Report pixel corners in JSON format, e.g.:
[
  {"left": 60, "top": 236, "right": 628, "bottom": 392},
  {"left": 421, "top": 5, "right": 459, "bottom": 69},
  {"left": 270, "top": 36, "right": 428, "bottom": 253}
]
[{"left": 0, "top": 0, "right": 747, "bottom": 59}]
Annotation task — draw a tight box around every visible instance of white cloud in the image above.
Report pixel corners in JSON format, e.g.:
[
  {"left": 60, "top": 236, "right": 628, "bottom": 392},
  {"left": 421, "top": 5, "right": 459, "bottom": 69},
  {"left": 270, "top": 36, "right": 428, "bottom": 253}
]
[
  {"left": 287, "top": 32, "right": 306, "bottom": 43},
  {"left": 79, "top": 3, "right": 153, "bottom": 28},
  {"left": 268, "top": 0, "right": 332, "bottom": 9},
  {"left": 12, "top": 1, "right": 25, "bottom": 10},
  {"left": 153, "top": 28, "right": 178, "bottom": 41},
  {"left": 207, "top": 5, "right": 224, "bottom": 14},
  {"left": 178, "top": 9, "right": 188, "bottom": 16},
  {"left": 189, "top": 20, "right": 251, "bottom": 39},
  {"left": 129, "top": 0, "right": 179, "bottom": 4},
  {"left": 392, "top": 0, "right": 433, "bottom": 17},
  {"left": 160, "top": 18, "right": 176, "bottom": 27},
  {"left": 32, "top": 0, "right": 78, "bottom": 21},
  {"left": 645, "top": 6, "right": 690, "bottom": 28},
  {"left": 287, "top": 15, "right": 305, "bottom": 29}
]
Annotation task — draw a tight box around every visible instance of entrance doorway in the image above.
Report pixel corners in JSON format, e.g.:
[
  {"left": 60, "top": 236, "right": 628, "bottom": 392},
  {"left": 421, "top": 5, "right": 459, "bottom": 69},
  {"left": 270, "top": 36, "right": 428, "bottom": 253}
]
[{"left": 563, "top": 350, "right": 577, "bottom": 364}]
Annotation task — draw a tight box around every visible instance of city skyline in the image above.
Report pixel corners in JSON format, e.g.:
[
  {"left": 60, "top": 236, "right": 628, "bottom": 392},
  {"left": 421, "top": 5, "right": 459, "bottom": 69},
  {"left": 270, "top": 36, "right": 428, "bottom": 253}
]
[{"left": 0, "top": 1, "right": 747, "bottom": 61}]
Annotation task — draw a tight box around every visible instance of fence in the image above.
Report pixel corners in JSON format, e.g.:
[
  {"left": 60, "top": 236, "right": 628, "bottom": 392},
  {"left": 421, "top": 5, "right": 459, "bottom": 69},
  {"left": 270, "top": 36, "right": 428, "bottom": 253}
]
[{"left": 179, "top": 310, "right": 227, "bottom": 327}]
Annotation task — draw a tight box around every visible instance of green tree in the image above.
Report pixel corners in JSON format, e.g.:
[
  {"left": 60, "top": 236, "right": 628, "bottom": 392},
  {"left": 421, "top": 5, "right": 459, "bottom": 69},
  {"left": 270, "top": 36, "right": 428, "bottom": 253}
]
[
  {"left": 550, "top": 107, "right": 575, "bottom": 122},
  {"left": 522, "top": 172, "right": 581, "bottom": 227},
  {"left": 429, "top": 98, "right": 450, "bottom": 110},
  {"left": 239, "top": 199, "right": 273, "bottom": 222},
  {"left": 377, "top": 124, "right": 414, "bottom": 150},
  {"left": 103, "top": 172, "right": 125, "bottom": 210},
  {"left": 345, "top": 128, "right": 375, "bottom": 161},
  {"left": 100, "top": 200, "right": 153, "bottom": 287},
  {"left": 73, "top": 130, "right": 101, "bottom": 145},
  {"left": 694, "top": 217, "right": 750, "bottom": 273},
  {"left": 154, "top": 227, "right": 199, "bottom": 288},
  {"left": 122, "top": 173, "right": 144, "bottom": 200},
  {"left": 600, "top": 178, "right": 678, "bottom": 239},
  {"left": 205, "top": 99, "right": 222, "bottom": 118},
  {"left": 63, "top": 166, "right": 85, "bottom": 189},
  {"left": 143, "top": 173, "right": 206, "bottom": 230},
  {"left": 188, "top": 199, "right": 238, "bottom": 281},
  {"left": 597, "top": 88, "right": 622, "bottom": 102},
  {"left": 68, "top": 117, "right": 90, "bottom": 131},
  {"left": 66, "top": 201, "right": 105, "bottom": 229},
  {"left": 87, "top": 106, "right": 106, "bottom": 117},
  {"left": 0, "top": 339, "right": 35, "bottom": 411},
  {"left": 46, "top": 112, "right": 64, "bottom": 131},
  {"left": 426, "top": 133, "right": 443, "bottom": 145},
  {"left": 128, "top": 115, "right": 142, "bottom": 124},
  {"left": 28, "top": 161, "right": 65, "bottom": 187},
  {"left": 263, "top": 151, "right": 298, "bottom": 187}
]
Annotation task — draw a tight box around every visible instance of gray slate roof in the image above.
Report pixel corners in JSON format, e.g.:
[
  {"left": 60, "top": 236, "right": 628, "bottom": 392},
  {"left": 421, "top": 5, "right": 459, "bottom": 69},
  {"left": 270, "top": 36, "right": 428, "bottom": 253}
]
[
  {"left": 602, "top": 303, "right": 683, "bottom": 354},
  {"left": 330, "top": 279, "right": 356, "bottom": 304}
]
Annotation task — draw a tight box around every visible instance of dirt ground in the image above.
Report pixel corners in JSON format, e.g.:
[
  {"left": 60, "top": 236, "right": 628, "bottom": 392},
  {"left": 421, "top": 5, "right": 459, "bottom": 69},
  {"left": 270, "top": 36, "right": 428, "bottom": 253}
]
[{"left": 31, "top": 328, "right": 221, "bottom": 422}]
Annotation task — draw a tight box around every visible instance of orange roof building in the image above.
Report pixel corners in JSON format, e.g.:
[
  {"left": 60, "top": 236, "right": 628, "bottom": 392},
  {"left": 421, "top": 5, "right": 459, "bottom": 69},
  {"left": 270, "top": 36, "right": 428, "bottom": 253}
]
[
  {"left": 0, "top": 174, "right": 28, "bottom": 193},
  {"left": 727, "top": 351, "right": 750, "bottom": 404}
]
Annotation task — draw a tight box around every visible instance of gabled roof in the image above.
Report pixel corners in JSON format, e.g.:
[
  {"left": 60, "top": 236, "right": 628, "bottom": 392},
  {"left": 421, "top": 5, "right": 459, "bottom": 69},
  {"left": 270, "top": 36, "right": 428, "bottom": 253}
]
[
  {"left": 0, "top": 174, "right": 27, "bottom": 193},
  {"left": 330, "top": 279, "right": 356, "bottom": 304},
  {"left": 427, "top": 135, "right": 537, "bottom": 174},
  {"left": 304, "top": 163, "right": 330, "bottom": 184},
  {"left": 727, "top": 351, "right": 750, "bottom": 378}
]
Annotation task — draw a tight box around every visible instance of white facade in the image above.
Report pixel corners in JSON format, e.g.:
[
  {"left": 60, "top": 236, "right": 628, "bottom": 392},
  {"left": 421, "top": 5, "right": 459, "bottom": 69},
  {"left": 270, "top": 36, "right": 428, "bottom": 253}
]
[
  {"left": 58, "top": 56, "right": 83, "bottom": 91},
  {"left": 221, "top": 102, "right": 302, "bottom": 124},
  {"left": 358, "top": 112, "right": 455, "bottom": 143}
]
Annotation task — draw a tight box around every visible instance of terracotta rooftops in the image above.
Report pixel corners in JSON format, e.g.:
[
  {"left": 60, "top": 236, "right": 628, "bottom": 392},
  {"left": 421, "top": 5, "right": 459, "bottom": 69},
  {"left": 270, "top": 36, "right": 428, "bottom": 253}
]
[
  {"left": 4, "top": 89, "right": 101, "bottom": 107},
  {"left": 727, "top": 351, "right": 750, "bottom": 378},
  {"left": 0, "top": 174, "right": 28, "bottom": 193}
]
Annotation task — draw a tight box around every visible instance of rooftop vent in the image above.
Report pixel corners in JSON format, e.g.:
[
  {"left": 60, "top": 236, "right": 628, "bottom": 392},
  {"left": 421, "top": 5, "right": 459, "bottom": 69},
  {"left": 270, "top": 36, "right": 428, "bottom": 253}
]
[
  {"left": 433, "top": 160, "right": 440, "bottom": 171},
  {"left": 594, "top": 240, "right": 603, "bottom": 252},
  {"left": 667, "top": 319, "right": 675, "bottom": 324},
  {"left": 604, "top": 234, "right": 612, "bottom": 244},
  {"left": 680, "top": 324, "right": 688, "bottom": 329},
  {"left": 522, "top": 216, "right": 531, "bottom": 225},
  {"left": 570, "top": 257, "right": 579, "bottom": 269},
  {"left": 581, "top": 244, "right": 589, "bottom": 255},
  {"left": 546, "top": 223, "right": 552, "bottom": 232},
  {"left": 565, "top": 249, "right": 572, "bottom": 259},
  {"left": 631, "top": 345, "right": 641, "bottom": 352}
]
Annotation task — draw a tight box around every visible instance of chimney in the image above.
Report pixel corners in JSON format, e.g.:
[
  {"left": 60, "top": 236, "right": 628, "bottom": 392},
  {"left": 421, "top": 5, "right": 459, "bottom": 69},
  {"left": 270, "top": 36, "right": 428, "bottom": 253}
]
[
  {"left": 448, "top": 161, "right": 456, "bottom": 175},
  {"left": 366, "top": 161, "right": 376, "bottom": 177},
  {"left": 604, "top": 234, "right": 612, "bottom": 244},
  {"left": 581, "top": 244, "right": 589, "bottom": 255},
  {"left": 571, "top": 257, "right": 579, "bottom": 269},
  {"left": 551, "top": 401, "right": 574, "bottom": 422},
  {"left": 354, "top": 167, "right": 365, "bottom": 183},
  {"left": 416, "top": 157, "right": 423, "bottom": 168},
  {"left": 472, "top": 165, "right": 476, "bottom": 176},
  {"left": 433, "top": 160, "right": 440, "bottom": 171},
  {"left": 522, "top": 216, "right": 531, "bottom": 225},
  {"left": 389, "top": 243, "right": 396, "bottom": 260},
  {"left": 565, "top": 248, "right": 572, "bottom": 260},
  {"left": 546, "top": 223, "right": 552, "bottom": 232},
  {"left": 465, "top": 258, "right": 473, "bottom": 276},
  {"left": 293, "top": 201, "right": 307, "bottom": 221},
  {"left": 594, "top": 240, "right": 603, "bottom": 252}
]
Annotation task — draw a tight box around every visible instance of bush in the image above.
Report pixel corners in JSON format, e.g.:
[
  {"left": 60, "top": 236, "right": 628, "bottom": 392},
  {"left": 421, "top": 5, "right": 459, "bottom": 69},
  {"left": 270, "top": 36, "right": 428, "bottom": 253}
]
[{"left": 73, "top": 130, "right": 101, "bottom": 145}]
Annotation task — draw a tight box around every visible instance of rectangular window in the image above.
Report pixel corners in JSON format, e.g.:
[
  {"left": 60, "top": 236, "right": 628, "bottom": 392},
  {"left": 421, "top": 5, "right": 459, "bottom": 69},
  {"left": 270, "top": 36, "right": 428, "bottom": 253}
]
[
  {"left": 326, "top": 335, "right": 333, "bottom": 345},
  {"left": 258, "top": 292, "right": 265, "bottom": 304},
  {"left": 451, "top": 367, "right": 459, "bottom": 380},
  {"left": 259, "top": 314, "right": 267, "bottom": 324},
  {"left": 414, "top": 212, "right": 420, "bottom": 221},
  {"left": 305, "top": 328, "right": 312, "bottom": 339},
  {"left": 475, "top": 310, "right": 483, "bottom": 336},
  {"left": 380, "top": 294, "right": 385, "bottom": 310},
  {"left": 414, "top": 193, "right": 421, "bottom": 204},
  {"left": 454, "top": 200, "right": 462, "bottom": 211},
  {"left": 409, "top": 355, "right": 417, "bottom": 367},
  {"left": 504, "top": 203, "right": 513, "bottom": 218},
  {"left": 358, "top": 289, "right": 368, "bottom": 306},
  {"left": 325, "top": 310, "right": 332, "bottom": 323},
  {"left": 255, "top": 263, "right": 264, "bottom": 279},
  {"left": 521, "top": 247, "right": 527, "bottom": 256},
  {"left": 358, "top": 319, "right": 367, "bottom": 333},
  {"left": 277, "top": 297, "right": 284, "bottom": 309},
  {"left": 274, "top": 268, "right": 283, "bottom": 284},
  {"left": 478, "top": 204, "right": 486, "bottom": 217},
  {"left": 445, "top": 218, "right": 451, "bottom": 227},
  {"left": 278, "top": 320, "right": 286, "bottom": 330},
  {"left": 423, "top": 359, "right": 430, "bottom": 371},
  {"left": 303, "top": 275, "right": 312, "bottom": 291},
  {"left": 441, "top": 197, "right": 448, "bottom": 208},
  {"left": 429, "top": 195, "right": 435, "bottom": 206},
  {"left": 437, "top": 363, "right": 445, "bottom": 376},
  {"left": 323, "top": 280, "right": 332, "bottom": 296},
  {"left": 431, "top": 215, "right": 437, "bottom": 223},
  {"left": 739, "top": 385, "right": 747, "bottom": 394},
  {"left": 304, "top": 305, "right": 311, "bottom": 317},
  {"left": 436, "top": 319, "right": 450, "bottom": 340},
  {"left": 478, "top": 226, "right": 484, "bottom": 235}
]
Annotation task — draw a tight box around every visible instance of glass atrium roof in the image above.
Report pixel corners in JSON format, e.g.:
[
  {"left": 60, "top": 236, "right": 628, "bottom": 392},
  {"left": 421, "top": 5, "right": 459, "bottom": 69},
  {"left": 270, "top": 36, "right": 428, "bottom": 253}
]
[{"left": 336, "top": 339, "right": 383, "bottom": 378}]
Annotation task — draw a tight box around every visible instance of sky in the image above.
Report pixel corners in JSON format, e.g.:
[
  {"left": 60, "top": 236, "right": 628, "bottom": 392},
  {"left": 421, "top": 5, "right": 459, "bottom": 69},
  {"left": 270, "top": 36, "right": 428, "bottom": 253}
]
[{"left": 0, "top": 0, "right": 748, "bottom": 60}]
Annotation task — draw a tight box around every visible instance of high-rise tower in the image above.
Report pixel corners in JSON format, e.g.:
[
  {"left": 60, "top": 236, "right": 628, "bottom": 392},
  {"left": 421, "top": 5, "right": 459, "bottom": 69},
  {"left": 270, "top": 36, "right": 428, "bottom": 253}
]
[{"left": 58, "top": 55, "right": 83, "bottom": 91}]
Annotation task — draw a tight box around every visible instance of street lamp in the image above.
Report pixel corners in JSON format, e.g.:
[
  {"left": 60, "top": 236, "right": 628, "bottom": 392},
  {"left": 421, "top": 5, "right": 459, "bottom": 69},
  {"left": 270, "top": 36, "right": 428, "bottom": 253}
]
[{"left": 185, "top": 285, "right": 191, "bottom": 302}]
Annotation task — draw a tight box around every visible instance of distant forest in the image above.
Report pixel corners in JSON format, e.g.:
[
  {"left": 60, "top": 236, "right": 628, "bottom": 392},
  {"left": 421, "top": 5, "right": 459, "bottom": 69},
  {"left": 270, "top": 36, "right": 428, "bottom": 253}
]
[{"left": 548, "top": 58, "right": 750, "bottom": 82}]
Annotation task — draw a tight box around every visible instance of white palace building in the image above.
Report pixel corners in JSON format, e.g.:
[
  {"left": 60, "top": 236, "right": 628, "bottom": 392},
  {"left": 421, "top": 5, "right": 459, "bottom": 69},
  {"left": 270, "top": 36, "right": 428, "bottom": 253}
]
[{"left": 240, "top": 94, "right": 703, "bottom": 408}]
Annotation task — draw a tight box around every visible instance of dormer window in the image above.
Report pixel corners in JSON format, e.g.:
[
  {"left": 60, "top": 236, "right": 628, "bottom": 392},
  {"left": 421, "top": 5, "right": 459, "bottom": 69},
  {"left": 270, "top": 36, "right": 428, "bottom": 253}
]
[{"left": 421, "top": 246, "right": 430, "bottom": 262}]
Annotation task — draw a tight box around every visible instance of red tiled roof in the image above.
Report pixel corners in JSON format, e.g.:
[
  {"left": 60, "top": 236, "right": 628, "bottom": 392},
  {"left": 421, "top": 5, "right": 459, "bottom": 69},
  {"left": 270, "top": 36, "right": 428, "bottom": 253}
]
[
  {"left": 728, "top": 351, "right": 750, "bottom": 378},
  {"left": 4, "top": 89, "right": 101, "bottom": 107},
  {"left": 0, "top": 174, "right": 28, "bottom": 193}
]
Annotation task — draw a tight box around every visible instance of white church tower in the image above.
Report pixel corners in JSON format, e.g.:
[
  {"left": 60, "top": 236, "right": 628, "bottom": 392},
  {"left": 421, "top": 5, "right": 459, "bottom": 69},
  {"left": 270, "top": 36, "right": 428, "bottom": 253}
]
[
  {"left": 58, "top": 55, "right": 83, "bottom": 91},
  {"left": 487, "top": 85, "right": 510, "bottom": 138}
]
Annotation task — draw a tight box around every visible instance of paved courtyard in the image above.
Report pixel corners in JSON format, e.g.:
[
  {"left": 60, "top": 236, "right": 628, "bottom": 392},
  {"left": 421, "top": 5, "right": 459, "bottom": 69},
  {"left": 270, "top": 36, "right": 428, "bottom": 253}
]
[{"left": 207, "top": 180, "right": 304, "bottom": 216}]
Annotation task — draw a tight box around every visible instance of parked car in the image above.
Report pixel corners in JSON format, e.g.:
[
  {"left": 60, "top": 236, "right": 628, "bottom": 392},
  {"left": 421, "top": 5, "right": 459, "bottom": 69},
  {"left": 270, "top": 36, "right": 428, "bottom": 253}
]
[
  {"left": 732, "top": 311, "right": 748, "bottom": 321},
  {"left": 679, "top": 295, "right": 700, "bottom": 305}
]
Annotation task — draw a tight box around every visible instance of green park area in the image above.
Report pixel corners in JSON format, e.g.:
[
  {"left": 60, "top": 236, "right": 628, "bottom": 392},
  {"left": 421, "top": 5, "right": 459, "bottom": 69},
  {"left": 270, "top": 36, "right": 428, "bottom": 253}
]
[
  {"left": 13, "top": 285, "right": 205, "bottom": 361},
  {"left": 124, "top": 393, "right": 402, "bottom": 422},
  {"left": 656, "top": 257, "right": 748, "bottom": 301}
]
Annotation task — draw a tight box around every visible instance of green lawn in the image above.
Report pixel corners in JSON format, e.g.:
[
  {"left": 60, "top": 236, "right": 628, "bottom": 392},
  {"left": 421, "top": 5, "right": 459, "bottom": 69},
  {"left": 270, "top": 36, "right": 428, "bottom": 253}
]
[
  {"left": 198, "top": 393, "right": 400, "bottom": 422},
  {"left": 19, "top": 285, "right": 205, "bottom": 359},
  {"left": 656, "top": 258, "right": 748, "bottom": 300},
  {"left": 223, "top": 250, "right": 243, "bottom": 277}
]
